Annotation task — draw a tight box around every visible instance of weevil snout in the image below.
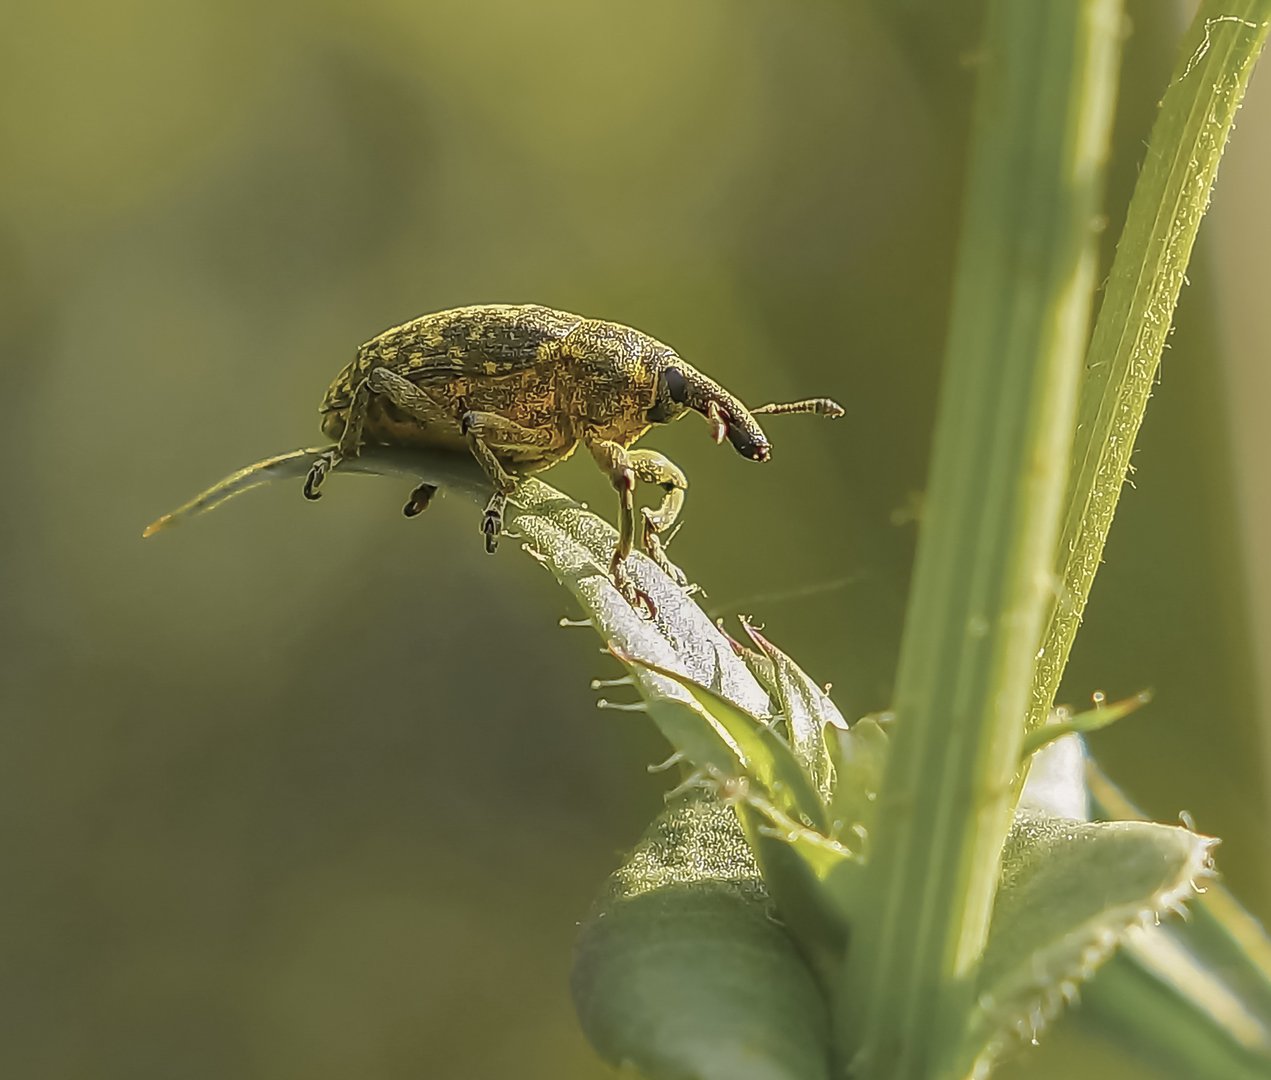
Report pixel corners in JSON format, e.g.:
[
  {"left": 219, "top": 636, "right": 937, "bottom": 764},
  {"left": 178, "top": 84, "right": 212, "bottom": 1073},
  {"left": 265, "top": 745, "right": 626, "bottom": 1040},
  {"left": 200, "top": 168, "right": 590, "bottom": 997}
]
[
  {"left": 726, "top": 422, "right": 771, "bottom": 462},
  {"left": 656, "top": 360, "right": 772, "bottom": 461}
]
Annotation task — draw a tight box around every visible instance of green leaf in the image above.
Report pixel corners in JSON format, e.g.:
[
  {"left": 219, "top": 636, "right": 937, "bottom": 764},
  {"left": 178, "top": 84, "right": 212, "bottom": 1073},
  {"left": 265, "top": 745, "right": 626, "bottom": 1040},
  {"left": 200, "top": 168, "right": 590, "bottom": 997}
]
[
  {"left": 964, "top": 811, "right": 1217, "bottom": 1076},
  {"left": 739, "top": 619, "right": 844, "bottom": 797},
  {"left": 1080, "top": 942, "right": 1271, "bottom": 1080},
  {"left": 1019, "top": 691, "right": 1151, "bottom": 761},
  {"left": 618, "top": 653, "right": 827, "bottom": 835},
  {"left": 571, "top": 794, "right": 832, "bottom": 1080},
  {"left": 513, "top": 487, "right": 772, "bottom": 708},
  {"left": 736, "top": 804, "right": 862, "bottom": 954},
  {"left": 1081, "top": 762, "right": 1271, "bottom": 1076},
  {"left": 826, "top": 716, "right": 890, "bottom": 849},
  {"left": 145, "top": 443, "right": 773, "bottom": 724},
  {"left": 145, "top": 444, "right": 828, "bottom": 1075},
  {"left": 147, "top": 442, "right": 1271, "bottom": 1080},
  {"left": 617, "top": 656, "right": 856, "bottom": 962}
]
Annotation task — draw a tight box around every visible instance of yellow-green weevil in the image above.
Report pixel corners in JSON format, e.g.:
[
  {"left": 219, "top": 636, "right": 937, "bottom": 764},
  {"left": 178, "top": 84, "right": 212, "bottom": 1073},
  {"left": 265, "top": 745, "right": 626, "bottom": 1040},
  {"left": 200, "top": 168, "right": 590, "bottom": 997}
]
[{"left": 305, "top": 303, "right": 843, "bottom": 604}]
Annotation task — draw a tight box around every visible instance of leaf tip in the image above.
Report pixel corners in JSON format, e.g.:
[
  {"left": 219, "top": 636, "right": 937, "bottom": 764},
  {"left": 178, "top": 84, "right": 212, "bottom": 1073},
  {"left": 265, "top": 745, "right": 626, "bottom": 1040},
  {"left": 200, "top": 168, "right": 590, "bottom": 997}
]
[{"left": 141, "top": 514, "right": 170, "bottom": 538}]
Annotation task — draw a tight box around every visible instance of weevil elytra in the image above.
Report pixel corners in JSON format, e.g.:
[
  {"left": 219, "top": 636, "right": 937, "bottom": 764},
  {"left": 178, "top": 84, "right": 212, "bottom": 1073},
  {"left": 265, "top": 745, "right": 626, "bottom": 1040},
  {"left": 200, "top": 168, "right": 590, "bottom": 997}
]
[{"left": 305, "top": 304, "right": 843, "bottom": 606}]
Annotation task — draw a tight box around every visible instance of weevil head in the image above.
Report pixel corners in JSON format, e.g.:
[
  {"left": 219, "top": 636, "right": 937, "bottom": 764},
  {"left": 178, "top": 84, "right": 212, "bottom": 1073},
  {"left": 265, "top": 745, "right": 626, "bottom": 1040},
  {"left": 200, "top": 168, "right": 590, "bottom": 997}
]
[{"left": 646, "top": 353, "right": 771, "bottom": 462}]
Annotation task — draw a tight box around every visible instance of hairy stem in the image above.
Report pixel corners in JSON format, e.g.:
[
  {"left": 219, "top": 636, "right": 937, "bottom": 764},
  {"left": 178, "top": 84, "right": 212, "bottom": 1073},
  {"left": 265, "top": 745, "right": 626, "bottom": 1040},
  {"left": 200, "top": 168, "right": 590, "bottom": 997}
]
[{"left": 1027, "top": 1, "right": 1271, "bottom": 733}]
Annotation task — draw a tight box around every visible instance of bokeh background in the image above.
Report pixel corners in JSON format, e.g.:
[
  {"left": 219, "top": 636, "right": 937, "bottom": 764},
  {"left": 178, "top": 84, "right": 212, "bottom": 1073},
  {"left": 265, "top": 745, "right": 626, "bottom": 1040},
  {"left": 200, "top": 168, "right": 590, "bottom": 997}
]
[{"left": 2, "top": 3, "right": 1267, "bottom": 1078}]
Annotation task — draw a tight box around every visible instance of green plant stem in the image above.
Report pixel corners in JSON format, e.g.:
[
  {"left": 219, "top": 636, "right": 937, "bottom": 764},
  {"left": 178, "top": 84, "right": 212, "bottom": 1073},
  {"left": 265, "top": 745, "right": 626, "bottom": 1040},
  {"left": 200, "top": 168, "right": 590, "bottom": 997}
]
[
  {"left": 840, "top": 4, "right": 1122, "bottom": 1077},
  {"left": 1026, "top": 1, "right": 1271, "bottom": 733}
]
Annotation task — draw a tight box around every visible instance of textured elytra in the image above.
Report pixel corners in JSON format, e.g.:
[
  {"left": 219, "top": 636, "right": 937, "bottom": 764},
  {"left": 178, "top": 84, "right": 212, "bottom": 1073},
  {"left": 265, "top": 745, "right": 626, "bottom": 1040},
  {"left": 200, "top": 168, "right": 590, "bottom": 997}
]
[{"left": 318, "top": 303, "right": 689, "bottom": 468}]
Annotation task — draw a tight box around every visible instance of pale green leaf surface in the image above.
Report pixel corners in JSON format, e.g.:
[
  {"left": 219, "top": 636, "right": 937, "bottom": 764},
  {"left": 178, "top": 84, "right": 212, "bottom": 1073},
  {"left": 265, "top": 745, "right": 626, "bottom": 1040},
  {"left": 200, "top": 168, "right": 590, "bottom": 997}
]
[
  {"left": 1017, "top": 732, "right": 1089, "bottom": 821},
  {"left": 146, "top": 444, "right": 772, "bottom": 719}
]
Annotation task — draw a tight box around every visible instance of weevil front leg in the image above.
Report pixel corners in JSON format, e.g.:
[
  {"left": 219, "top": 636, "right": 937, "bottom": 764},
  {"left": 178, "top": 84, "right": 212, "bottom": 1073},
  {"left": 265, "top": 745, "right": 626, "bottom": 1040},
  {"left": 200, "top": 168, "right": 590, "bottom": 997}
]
[
  {"left": 625, "top": 449, "right": 689, "bottom": 587},
  {"left": 585, "top": 437, "right": 649, "bottom": 610},
  {"left": 586, "top": 438, "right": 636, "bottom": 566}
]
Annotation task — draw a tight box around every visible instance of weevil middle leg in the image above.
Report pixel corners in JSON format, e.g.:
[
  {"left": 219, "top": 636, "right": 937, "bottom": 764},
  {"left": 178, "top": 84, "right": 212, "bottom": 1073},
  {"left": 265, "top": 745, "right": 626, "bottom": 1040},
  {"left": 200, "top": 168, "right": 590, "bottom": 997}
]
[
  {"left": 310, "top": 365, "right": 526, "bottom": 551},
  {"left": 368, "top": 368, "right": 526, "bottom": 550}
]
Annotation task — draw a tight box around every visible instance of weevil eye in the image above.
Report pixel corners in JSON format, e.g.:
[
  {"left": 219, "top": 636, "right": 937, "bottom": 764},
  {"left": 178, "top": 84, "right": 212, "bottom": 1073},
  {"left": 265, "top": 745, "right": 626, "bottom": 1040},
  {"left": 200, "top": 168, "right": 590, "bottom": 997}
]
[
  {"left": 648, "top": 365, "right": 690, "bottom": 424},
  {"left": 663, "top": 366, "right": 689, "bottom": 404}
]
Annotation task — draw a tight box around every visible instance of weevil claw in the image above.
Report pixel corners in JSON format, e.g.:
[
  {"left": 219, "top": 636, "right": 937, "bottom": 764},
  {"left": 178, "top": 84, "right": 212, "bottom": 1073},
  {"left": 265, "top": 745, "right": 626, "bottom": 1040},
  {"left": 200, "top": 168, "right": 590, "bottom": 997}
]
[
  {"left": 403, "top": 482, "right": 437, "bottom": 518},
  {"left": 303, "top": 455, "right": 333, "bottom": 500},
  {"left": 482, "top": 513, "right": 501, "bottom": 552},
  {"left": 481, "top": 490, "right": 506, "bottom": 553},
  {"left": 611, "top": 553, "right": 657, "bottom": 619},
  {"left": 641, "top": 525, "right": 688, "bottom": 588}
]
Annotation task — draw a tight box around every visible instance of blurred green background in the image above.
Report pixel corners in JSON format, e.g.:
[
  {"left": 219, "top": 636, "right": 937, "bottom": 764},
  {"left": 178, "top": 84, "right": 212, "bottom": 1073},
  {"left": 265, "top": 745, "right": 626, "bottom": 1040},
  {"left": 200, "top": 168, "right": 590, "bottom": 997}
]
[{"left": 1, "top": 3, "right": 1267, "bottom": 1078}]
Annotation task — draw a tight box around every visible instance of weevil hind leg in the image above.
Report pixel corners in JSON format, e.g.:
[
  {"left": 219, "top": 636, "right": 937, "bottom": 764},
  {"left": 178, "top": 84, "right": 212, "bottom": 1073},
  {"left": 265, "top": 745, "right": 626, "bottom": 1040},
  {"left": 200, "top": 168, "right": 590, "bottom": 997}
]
[
  {"left": 304, "top": 352, "right": 425, "bottom": 501},
  {"left": 303, "top": 451, "right": 335, "bottom": 500},
  {"left": 304, "top": 375, "right": 374, "bottom": 500}
]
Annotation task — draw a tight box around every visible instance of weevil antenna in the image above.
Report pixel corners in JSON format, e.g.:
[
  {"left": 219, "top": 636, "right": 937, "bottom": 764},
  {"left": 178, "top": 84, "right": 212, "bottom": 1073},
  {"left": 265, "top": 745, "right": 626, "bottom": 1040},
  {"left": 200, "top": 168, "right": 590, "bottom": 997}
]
[{"left": 751, "top": 398, "right": 845, "bottom": 418}]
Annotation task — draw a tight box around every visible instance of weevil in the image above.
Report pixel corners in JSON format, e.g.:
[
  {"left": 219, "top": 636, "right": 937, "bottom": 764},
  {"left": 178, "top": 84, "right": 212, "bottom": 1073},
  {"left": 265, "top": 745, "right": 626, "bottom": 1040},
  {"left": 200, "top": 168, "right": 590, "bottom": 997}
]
[{"left": 304, "top": 304, "right": 843, "bottom": 607}]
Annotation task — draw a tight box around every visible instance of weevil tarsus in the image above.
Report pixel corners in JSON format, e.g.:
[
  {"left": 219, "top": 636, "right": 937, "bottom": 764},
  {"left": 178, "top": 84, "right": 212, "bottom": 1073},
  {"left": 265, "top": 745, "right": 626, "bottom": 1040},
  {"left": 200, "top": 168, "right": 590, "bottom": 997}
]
[
  {"left": 403, "top": 481, "right": 437, "bottom": 517},
  {"left": 482, "top": 491, "right": 507, "bottom": 553}
]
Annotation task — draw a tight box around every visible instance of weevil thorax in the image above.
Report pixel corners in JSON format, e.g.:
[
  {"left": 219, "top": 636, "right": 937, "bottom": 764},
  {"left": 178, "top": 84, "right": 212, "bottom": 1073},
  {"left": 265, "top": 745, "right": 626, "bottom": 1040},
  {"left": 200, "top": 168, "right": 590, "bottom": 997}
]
[{"left": 648, "top": 355, "right": 771, "bottom": 462}]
